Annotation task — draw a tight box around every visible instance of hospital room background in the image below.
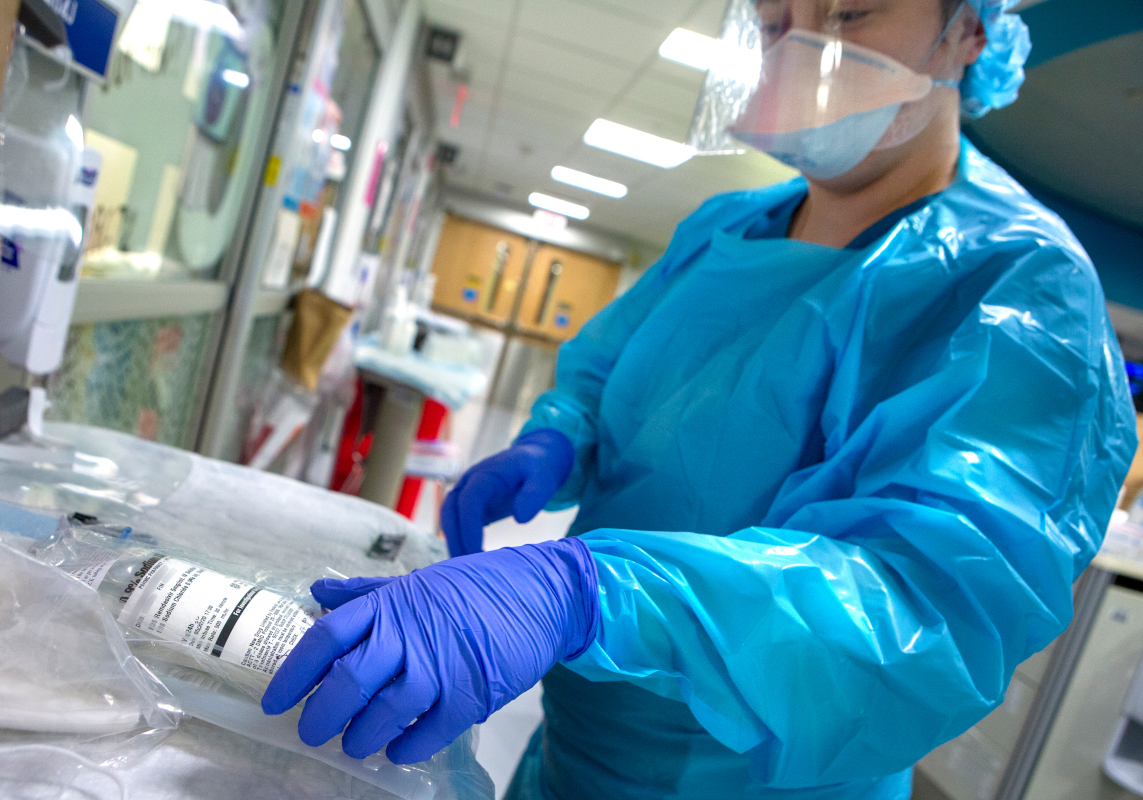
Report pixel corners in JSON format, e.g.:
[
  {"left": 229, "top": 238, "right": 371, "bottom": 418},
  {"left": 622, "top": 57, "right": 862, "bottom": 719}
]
[{"left": 0, "top": 0, "right": 1141, "bottom": 797}]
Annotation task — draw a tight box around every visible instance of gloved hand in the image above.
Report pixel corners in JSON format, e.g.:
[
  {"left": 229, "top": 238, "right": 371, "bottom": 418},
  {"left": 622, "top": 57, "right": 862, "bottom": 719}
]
[
  {"left": 440, "top": 427, "right": 574, "bottom": 557},
  {"left": 261, "top": 537, "right": 599, "bottom": 765}
]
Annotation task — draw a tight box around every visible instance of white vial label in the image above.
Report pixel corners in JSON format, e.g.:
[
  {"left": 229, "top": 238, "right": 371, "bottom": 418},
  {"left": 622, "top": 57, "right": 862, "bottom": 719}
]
[
  {"left": 117, "top": 557, "right": 313, "bottom": 676},
  {"left": 62, "top": 542, "right": 120, "bottom": 588}
]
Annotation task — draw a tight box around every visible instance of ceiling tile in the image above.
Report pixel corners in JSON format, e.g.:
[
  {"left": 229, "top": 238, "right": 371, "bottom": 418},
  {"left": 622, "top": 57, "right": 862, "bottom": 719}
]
[
  {"left": 500, "top": 68, "right": 614, "bottom": 117},
  {"left": 574, "top": 0, "right": 697, "bottom": 25},
  {"left": 495, "top": 93, "right": 595, "bottom": 138},
  {"left": 650, "top": 54, "right": 710, "bottom": 88},
  {"left": 475, "top": 148, "right": 558, "bottom": 200},
  {"left": 425, "top": 0, "right": 799, "bottom": 249},
  {"left": 620, "top": 71, "right": 704, "bottom": 122},
  {"left": 680, "top": 0, "right": 726, "bottom": 38},
  {"left": 424, "top": 0, "right": 518, "bottom": 27},
  {"left": 516, "top": 0, "right": 664, "bottom": 65},
  {"left": 507, "top": 34, "right": 633, "bottom": 97},
  {"left": 487, "top": 120, "right": 578, "bottom": 170},
  {"left": 674, "top": 150, "right": 799, "bottom": 197}
]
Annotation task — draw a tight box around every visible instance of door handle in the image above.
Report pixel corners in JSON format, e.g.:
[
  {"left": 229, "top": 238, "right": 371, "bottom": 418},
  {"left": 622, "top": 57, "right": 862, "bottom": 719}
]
[
  {"left": 485, "top": 241, "right": 510, "bottom": 312},
  {"left": 536, "top": 259, "right": 563, "bottom": 325}
]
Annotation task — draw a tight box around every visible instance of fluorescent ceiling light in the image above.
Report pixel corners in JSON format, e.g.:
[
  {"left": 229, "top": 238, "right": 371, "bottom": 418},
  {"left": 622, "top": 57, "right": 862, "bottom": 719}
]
[
  {"left": 312, "top": 129, "right": 326, "bottom": 143},
  {"left": 583, "top": 119, "right": 695, "bottom": 169},
  {"left": 221, "top": 69, "right": 249, "bottom": 88},
  {"left": 529, "top": 192, "right": 590, "bottom": 221},
  {"left": 551, "top": 166, "right": 627, "bottom": 199},
  {"left": 329, "top": 134, "right": 352, "bottom": 151},
  {"left": 659, "top": 28, "right": 721, "bottom": 71}
]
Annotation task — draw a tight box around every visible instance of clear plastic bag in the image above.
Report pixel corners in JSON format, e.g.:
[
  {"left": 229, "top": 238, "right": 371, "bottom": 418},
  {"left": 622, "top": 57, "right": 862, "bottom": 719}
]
[
  {"left": 0, "top": 422, "right": 448, "bottom": 578},
  {"left": 0, "top": 421, "right": 490, "bottom": 798},
  {"left": 1, "top": 519, "right": 492, "bottom": 799},
  {"left": 0, "top": 744, "right": 129, "bottom": 800},
  {"left": 0, "top": 541, "right": 180, "bottom": 767},
  {"left": 115, "top": 718, "right": 483, "bottom": 800},
  {"left": 14, "top": 526, "right": 318, "bottom": 701},
  {"left": 243, "top": 369, "right": 320, "bottom": 471},
  {"left": 0, "top": 424, "right": 193, "bottom": 526}
]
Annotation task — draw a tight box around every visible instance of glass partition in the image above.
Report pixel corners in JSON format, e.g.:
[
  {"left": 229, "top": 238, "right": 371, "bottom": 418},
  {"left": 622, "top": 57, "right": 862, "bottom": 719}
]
[
  {"left": 205, "top": 0, "right": 382, "bottom": 463},
  {"left": 259, "top": 0, "right": 381, "bottom": 290},
  {"left": 79, "top": 0, "right": 285, "bottom": 281}
]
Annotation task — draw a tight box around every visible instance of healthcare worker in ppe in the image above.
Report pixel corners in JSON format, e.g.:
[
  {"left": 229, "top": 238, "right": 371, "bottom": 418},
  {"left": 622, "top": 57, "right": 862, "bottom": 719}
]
[{"left": 262, "top": 0, "right": 1138, "bottom": 797}]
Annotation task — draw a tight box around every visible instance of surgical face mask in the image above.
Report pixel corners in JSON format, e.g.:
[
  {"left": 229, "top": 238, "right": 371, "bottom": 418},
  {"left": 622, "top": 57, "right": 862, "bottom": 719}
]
[{"left": 726, "top": 5, "right": 966, "bottom": 179}]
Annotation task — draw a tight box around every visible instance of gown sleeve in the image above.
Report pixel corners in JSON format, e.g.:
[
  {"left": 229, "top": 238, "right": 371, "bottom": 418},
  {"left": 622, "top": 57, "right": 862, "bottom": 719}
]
[{"left": 559, "top": 243, "right": 1138, "bottom": 787}]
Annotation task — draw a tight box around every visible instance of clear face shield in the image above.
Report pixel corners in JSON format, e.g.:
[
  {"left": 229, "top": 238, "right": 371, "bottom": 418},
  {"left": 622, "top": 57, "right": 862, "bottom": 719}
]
[{"left": 688, "top": 0, "right": 972, "bottom": 180}]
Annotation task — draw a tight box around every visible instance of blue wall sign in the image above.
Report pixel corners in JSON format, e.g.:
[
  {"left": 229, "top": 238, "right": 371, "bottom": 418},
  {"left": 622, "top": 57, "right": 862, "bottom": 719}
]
[{"left": 47, "top": 0, "right": 119, "bottom": 79}]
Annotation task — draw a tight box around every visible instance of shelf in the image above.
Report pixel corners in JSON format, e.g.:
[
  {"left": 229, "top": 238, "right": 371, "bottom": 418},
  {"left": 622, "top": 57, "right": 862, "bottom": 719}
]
[{"left": 72, "top": 279, "right": 230, "bottom": 324}]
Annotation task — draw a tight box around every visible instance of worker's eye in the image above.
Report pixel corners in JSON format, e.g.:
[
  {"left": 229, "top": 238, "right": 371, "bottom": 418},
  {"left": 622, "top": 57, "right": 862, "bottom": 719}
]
[{"left": 828, "top": 9, "right": 870, "bottom": 24}]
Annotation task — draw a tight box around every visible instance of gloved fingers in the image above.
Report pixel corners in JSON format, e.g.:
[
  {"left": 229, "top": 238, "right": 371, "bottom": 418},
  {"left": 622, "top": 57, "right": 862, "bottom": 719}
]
[
  {"left": 455, "top": 471, "right": 517, "bottom": 556},
  {"left": 262, "top": 592, "right": 386, "bottom": 715},
  {"left": 455, "top": 482, "right": 486, "bottom": 557},
  {"left": 384, "top": 698, "right": 475, "bottom": 766},
  {"left": 295, "top": 595, "right": 405, "bottom": 746},
  {"left": 311, "top": 576, "right": 396, "bottom": 610},
  {"left": 512, "top": 470, "right": 557, "bottom": 523},
  {"left": 440, "top": 480, "right": 466, "bottom": 558},
  {"left": 341, "top": 668, "right": 437, "bottom": 759}
]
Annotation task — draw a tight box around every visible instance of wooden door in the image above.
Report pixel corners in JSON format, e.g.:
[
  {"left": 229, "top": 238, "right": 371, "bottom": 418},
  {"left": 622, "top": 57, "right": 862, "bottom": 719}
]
[
  {"left": 430, "top": 215, "right": 530, "bottom": 325},
  {"left": 516, "top": 244, "right": 621, "bottom": 341}
]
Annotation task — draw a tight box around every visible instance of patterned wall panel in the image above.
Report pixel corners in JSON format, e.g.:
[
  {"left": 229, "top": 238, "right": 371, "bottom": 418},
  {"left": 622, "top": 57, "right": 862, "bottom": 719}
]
[{"left": 47, "top": 315, "right": 214, "bottom": 449}]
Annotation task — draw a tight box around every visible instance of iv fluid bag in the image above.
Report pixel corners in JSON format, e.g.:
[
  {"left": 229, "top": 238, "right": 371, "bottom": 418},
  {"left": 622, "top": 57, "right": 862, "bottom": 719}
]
[{"left": 66, "top": 545, "right": 316, "bottom": 678}]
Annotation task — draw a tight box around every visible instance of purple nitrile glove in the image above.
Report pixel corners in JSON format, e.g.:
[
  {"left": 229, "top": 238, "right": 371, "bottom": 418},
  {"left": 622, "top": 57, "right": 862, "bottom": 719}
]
[
  {"left": 261, "top": 537, "right": 599, "bottom": 765},
  {"left": 440, "top": 427, "right": 574, "bottom": 557}
]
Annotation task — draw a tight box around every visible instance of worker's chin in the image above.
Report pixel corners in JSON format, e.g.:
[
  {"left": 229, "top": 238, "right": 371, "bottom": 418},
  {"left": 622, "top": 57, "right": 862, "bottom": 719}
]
[{"left": 805, "top": 151, "right": 896, "bottom": 194}]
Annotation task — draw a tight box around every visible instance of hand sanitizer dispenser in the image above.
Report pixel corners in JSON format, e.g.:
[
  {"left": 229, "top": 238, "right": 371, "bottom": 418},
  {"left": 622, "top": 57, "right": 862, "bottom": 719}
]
[{"left": 0, "top": 29, "right": 102, "bottom": 376}]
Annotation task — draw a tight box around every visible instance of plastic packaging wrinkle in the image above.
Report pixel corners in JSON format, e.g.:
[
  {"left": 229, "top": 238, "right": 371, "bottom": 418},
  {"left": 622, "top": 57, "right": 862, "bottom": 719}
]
[
  {"left": 0, "top": 424, "right": 490, "bottom": 799},
  {"left": 0, "top": 422, "right": 448, "bottom": 579},
  {"left": 519, "top": 139, "right": 1136, "bottom": 797},
  {"left": 687, "top": 0, "right": 762, "bottom": 154},
  {"left": 16, "top": 527, "right": 326, "bottom": 701},
  {"left": 0, "top": 745, "right": 129, "bottom": 800},
  {"left": 111, "top": 717, "right": 482, "bottom": 800},
  {"left": 0, "top": 542, "right": 180, "bottom": 764}
]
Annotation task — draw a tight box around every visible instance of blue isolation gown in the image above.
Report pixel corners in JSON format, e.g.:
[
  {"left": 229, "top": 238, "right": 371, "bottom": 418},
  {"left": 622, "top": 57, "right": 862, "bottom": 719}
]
[{"left": 505, "top": 139, "right": 1137, "bottom": 800}]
